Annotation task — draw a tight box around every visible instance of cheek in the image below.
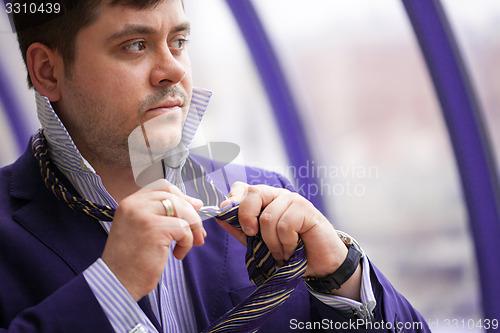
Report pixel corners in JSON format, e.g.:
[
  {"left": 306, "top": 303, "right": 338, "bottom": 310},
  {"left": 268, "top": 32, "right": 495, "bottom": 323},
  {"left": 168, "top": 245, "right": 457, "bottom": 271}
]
[
  {"left": 76, "top": 52, "right": 145, "bottom": 100},
  {"left": 82, "top": 70, "right": 143, "bottom": 118}
]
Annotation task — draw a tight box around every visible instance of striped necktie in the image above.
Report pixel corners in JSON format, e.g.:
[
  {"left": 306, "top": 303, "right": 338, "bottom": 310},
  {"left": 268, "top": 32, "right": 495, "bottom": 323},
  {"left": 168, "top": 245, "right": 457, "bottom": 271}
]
[{"left": 32, "top": 130, "right": 307, "bottom": 332}]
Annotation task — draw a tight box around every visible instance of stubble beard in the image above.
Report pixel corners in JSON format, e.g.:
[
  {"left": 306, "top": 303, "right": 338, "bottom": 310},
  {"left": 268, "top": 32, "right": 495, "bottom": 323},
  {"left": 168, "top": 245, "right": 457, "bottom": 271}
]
[
  {"left": 62, "top": 77, "right": 189, "bottom": 172},
  {"left": 62, "top": 78, "right": 137, "bottom": 170}
]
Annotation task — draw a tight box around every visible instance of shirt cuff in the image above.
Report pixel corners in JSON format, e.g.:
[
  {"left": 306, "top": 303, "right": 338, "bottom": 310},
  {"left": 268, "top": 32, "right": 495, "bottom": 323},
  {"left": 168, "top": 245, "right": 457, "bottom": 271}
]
[
  {"left": 83, "top": 259, "right": 159, "bottom": 333},
  {"left": 306, "top": 240, "right": 377, "bottom": 322}
]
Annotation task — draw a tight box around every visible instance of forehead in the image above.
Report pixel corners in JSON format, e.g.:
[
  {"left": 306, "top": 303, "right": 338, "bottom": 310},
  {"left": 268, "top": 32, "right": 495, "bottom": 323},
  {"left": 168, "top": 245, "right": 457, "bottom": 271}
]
[{"left": 86, "top": 0, "right": 187, "bottom": 37}]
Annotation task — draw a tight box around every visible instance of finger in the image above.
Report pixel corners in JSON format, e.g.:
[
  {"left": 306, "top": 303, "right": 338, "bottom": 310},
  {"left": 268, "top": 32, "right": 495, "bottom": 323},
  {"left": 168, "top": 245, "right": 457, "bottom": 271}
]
[
  {"left": 215, "top": 219, "right": 247, "bottom": 246},
  {"left": 189, "top": 220, "right": 206, "bottom": 246},
  {"left": 220, "top": 182, "right": 247, "bottom": 209},
  {"left": 142, "top": 178, "right": 171, "bottom": 191},
  {"left": 237, "top": 186, "right": 263, "bottom": 236},
  {"left": 166, "top": 195, "right": 206, "bottom": 244},
  {"left": 259, "top": 193, "right": 293, "bottom": 264},
  {"left": 122, "top": 191, "right": 176, "bottom": 216},
  {"left": 220, "top": 198, "right": 233, "bottom": 209},
  {"left": 143, "top": 179, "right": 203, "bottom": 209},
  {"left": 139, "top": 191, "right": 178, "bottom": 216},
  {"left": 277, "top": 199, "right": 308, "bottom": 261},
  {"left": 161, "top": 198, "right": 176, "bottom": 217},
  {"left": 184, "top": 195, "right": 204, "bottom": 211},
  {"left": 162, "top": 181, "right": 203, "bottom": 210},
  {"left": 251, "top": 185, "right": 284, "bottom": 207},
  {"left": 162, "top": 218, "right": 193, "bottom": 260},
  {"left": 226, "top": 182, "right": 249, "bottom": 203},
  {"left": 150, "top": 193, "right": 206, "bottom": 245},
  {"left": 167, "top": 195, "right": 201, "bottom": 222}
]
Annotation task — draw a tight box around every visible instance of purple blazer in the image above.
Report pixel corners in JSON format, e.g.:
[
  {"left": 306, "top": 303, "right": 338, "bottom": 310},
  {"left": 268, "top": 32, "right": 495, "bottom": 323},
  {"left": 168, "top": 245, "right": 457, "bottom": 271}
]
[{"left": 0, "top": 143, "right": 430, "bottom": 332}]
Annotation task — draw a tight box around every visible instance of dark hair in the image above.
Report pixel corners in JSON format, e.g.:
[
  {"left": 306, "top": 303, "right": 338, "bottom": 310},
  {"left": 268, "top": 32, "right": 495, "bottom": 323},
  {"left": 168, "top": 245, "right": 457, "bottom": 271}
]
[{"left": 10, "top": 0, "right": 164, "bottom": 87}]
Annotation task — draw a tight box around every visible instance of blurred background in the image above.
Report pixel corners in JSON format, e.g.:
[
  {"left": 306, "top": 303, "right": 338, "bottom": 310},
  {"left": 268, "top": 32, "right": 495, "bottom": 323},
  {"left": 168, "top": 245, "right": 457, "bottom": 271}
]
[{"left": 1, "top": 0, "right": 500, "bottom": 332}]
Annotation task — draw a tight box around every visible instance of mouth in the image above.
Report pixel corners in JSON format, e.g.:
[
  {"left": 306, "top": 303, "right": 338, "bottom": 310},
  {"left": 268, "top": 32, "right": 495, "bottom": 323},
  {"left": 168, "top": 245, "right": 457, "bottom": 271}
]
[{"left": 143, "top": 99, "right": 184, "bottom": 120}]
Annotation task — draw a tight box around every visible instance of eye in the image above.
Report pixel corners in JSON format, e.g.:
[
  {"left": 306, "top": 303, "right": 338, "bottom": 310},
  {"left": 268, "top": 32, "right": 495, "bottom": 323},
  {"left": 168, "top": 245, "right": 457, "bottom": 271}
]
[
  {"left": 124, "top": 41, "right": 146, "bottom": 52},
  {"left": 171, "top": 38, "right": 188, "bottom": 50}
]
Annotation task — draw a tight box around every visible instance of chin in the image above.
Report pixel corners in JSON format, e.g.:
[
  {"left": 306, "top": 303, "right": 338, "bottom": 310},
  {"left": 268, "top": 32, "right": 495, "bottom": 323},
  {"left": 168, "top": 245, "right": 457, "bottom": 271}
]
[
  {"left": 144, "top": 113, "right": 183, "bottom": 144},
  {"left": 127, "top": 120, "right": 183, "bottom": 170}
]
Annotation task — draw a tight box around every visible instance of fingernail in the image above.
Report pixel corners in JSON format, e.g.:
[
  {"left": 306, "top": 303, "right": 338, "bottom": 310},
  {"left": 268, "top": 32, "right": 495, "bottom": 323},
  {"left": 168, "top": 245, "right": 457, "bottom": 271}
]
[
  {"left": 190, "top": 197, "right": 203, "bottom": 205},
  {"left": 248, "top": 186, "right": 258, "bottom": 193},
  {"left": 244, "top": 226, "right": 255, "bottom": 235},
  {"left": 273, "top": 254, "right": 284, "bottom": 267},
  {"left": 184, "top": 195, "right": 202, "bottom": 206},
  {"left": 259, "top": 212, "right": 272, "bottom": 223}
]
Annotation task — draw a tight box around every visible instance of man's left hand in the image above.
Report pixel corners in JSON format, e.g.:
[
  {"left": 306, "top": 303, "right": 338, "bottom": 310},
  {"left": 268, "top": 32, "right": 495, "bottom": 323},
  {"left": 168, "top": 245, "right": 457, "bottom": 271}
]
[{"left": 218, "top": 182, "right": 362, "bottom": 300}]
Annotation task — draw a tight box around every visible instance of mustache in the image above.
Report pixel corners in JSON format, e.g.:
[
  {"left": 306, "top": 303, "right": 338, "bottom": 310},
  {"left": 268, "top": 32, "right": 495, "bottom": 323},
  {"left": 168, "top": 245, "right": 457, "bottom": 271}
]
[{"left": 138, "top": 86, "right": 188, "bottom": 115}]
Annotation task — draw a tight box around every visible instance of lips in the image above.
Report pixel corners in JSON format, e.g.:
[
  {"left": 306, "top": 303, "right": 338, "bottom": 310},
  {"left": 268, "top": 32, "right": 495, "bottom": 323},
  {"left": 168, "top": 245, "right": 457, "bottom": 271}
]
[
  {"left": 144, "top": 99, "right": 183, "bottom": 119},
  {"left": 146, "top": 105, "right": 182, "bottom": 115},
  {"left": 148, "top": 98, "right": 182, "bottom": 111}
]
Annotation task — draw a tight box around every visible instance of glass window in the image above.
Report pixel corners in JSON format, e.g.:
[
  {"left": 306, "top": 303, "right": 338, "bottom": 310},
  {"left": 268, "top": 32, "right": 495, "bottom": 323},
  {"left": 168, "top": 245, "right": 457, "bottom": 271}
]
[
  {"left": 253, "top": 0, "right": 478, "bottom": 327},
  {"left": 184, "top": 0, "right": 290, "bottom": 174},
  {"left": 0, "top": 0, "right": 487, "bottom": 328},
  {"left": 0, "top": 5, "right": 39, "bottom": 166}
]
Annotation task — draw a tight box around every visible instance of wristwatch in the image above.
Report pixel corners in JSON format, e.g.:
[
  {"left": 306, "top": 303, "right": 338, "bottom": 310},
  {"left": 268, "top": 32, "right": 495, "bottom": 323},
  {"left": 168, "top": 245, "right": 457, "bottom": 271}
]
[{"left": 303, "top": 231, "right": 363, "bottom": 294}]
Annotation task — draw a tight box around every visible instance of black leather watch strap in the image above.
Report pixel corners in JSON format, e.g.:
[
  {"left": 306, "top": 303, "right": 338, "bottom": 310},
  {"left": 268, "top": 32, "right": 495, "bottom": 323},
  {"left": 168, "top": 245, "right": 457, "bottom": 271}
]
[{"left": 303, "top": 240, "right": 362, "bottom": 293}]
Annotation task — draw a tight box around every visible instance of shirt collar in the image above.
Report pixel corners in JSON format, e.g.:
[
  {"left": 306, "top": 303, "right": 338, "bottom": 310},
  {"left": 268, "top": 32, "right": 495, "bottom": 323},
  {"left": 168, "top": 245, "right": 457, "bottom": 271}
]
[{"left": 36, "top": 87, "right": 212, "bottom": 187}]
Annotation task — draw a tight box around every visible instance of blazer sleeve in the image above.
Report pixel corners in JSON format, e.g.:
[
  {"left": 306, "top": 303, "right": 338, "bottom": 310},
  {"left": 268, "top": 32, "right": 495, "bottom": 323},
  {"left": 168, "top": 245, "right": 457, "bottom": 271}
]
[
  {"left": 1, "top": 274, "right": 114, "bottom": 333},
  {"left": 310, "top": 260, "right": 430, "bottom": 332}
]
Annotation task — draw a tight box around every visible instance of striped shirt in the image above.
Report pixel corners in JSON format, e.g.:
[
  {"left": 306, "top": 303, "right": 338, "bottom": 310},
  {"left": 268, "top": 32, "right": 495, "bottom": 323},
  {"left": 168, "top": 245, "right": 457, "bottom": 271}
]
[
  {"left": 35, "top": 87, "right": 376, "bottom": 332},
  {"left": 36, "top": 88, "right": 211, "bottom": 333}
]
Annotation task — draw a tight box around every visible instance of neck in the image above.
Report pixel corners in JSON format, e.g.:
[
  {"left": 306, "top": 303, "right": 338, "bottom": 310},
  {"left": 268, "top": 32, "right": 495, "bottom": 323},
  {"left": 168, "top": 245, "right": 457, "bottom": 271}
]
[
  {"left": 92, "top": 159, "right": 168, "bottom": 203},
  {"left": 92, "top": 162, "right": 141, "bottom": 204}
]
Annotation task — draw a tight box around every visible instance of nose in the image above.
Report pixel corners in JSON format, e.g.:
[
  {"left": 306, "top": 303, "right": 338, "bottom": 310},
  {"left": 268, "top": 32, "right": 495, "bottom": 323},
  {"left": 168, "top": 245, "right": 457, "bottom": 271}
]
[{"left": 150, "top": 46, "right": 186, "bottom": 86}]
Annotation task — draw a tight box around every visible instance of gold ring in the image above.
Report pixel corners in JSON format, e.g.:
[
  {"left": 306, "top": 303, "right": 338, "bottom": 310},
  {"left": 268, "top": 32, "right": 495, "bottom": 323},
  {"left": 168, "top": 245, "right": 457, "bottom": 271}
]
[{"left": 161, "top": 199, "right": 175, "bottom": 217}]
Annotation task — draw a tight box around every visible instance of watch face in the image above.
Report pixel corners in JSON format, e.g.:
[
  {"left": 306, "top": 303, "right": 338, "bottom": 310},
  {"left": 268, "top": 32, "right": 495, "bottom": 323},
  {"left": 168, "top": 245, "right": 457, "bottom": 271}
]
[{"left": 337, "top": 231, "right": 364, "bottom": 257}]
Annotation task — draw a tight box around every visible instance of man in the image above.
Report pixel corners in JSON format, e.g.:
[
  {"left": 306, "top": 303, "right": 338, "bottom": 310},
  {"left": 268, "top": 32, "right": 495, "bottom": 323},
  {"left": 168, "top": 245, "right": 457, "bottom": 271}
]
[{"left": 0, "top": 0, "right": 430, "bottom": 332}]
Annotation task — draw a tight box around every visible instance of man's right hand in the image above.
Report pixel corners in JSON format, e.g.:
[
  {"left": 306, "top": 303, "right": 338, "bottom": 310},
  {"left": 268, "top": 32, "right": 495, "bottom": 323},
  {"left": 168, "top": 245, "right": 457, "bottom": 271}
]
[{"left": 101, "top": 179, "right": 205, "bottom": 301}]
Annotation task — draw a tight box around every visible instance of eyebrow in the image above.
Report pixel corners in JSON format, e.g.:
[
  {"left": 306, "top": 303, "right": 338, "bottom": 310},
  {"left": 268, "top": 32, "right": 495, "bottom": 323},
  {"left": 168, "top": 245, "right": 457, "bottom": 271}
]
[{"left": 105, "top": 22, "right": 191, "bottom": 43}]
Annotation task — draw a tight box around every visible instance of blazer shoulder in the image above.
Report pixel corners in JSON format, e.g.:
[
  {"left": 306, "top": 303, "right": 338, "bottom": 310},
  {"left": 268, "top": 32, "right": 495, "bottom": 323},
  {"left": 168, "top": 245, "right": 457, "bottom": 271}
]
[
  {"left": 0, "top": 163, "right": 13, "bottom": 212},
  {"left": 244, "top": 165, "right": 294, "bottom": 190},
  {"left": 0, "top": 138, "right": 41, "bottom": 202}
]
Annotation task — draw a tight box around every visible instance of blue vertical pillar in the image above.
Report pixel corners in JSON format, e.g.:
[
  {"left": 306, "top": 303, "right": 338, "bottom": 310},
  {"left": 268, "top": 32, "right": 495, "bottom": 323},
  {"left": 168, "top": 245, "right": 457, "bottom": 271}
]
[
  {"left": 403, "top": 0, "right": 500, "bottom": 326},
  {"left": 0, "top": 59, "right": 30, "bottom": 153},
  {"left": 225, "top": 0, "right": 325, "bottom": 213}
]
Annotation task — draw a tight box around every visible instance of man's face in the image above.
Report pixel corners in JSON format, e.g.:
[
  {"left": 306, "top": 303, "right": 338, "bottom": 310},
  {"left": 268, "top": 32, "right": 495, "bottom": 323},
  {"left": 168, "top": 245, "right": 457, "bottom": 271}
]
[{"left": 54, "top": 0, "right": 192, "bottom": 169}]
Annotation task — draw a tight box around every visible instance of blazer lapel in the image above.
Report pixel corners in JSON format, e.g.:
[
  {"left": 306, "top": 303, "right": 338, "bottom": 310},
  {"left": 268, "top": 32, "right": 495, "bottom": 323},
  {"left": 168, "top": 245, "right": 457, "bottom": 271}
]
[
  {"left": 182, "top": 216, "right": 230, "bottom": 331},
  {"left": 10, "top": 146, "right": 107, "bottom": 274},
  {"left": 182, "top": 156, "right": 257, "bottom": 331},
  {"left": 137, "top": 297, "right": 162, "bottom": 332}
]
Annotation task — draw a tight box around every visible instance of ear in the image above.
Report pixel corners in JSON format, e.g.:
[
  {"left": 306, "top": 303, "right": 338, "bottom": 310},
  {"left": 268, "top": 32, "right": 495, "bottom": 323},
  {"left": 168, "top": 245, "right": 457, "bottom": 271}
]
[{"left": 26, "top": 42, "right": 63, "bottom": 101}]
